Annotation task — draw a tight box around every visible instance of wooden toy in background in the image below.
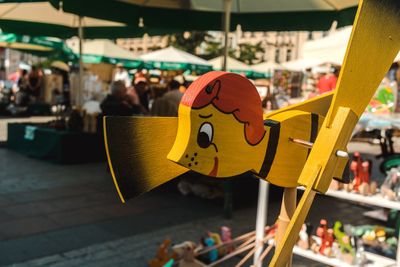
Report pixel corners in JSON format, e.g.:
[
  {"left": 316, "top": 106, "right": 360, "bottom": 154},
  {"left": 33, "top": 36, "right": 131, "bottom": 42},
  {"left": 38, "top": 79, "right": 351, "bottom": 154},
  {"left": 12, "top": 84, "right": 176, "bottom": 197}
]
[
  {"left": 172, "top": 241, "right": 205, "bottom": 267},
  {"left": 207, "top": 231, "right": 223, "bottom": 256},
  {"left": 148, "top": 239, "right": 177, "bottom": 267},
  {"left": 220, "top": 226, "right": 234, "bottom": 254},
  {"left": 333, "top": 221, "right": 355, "bottom": 264},
  {"left": 381, "top": 167, "right": 400, "bottom": 201},
  {"left": 331, "top": 151, "right": 378, "bottom": 196},
  {"left": 297, "top": 223, "right": 315, "bottom": 250},
  {"left": 349, "top": 152, "right": 372, "bottom": 194},
  {"left": 104, "top": 1, "right": 400, "bottom": 266},
  {"left": 204, "top": 236, "right": 218, "bottom": 263},
  {"left": 348, "top": 224, "right": 398, "bottom": 259},
  {"left": 310, "top": 219, "right": 334, "bottom": 257}
]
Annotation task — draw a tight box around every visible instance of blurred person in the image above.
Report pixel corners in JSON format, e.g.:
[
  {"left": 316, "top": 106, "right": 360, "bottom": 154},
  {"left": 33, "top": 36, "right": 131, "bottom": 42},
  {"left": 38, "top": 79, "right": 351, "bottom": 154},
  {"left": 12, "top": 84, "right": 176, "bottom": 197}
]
[
  {"left": 113, "top": 63, "right": 130, "bottom": 87},
  {"left": 15, "top": 69, "right": 29, "bottom": 106},
  {"left": 100, "top": 81, "right": 138, "bottom": 116},
  {"left": 134, "top": 77, "right": 150, "bottom": 112},
  {"left": 317, "top": 67, "right": 337, "bottom": 94},
  {"left": 27, "top": 65, "right": 43, "bottom": 98},
  {"left": 151, "top": 79, "right": 183, "bottom": 117},
  {"left": 261, "top": 84, "right": 279, "bottom": 111}
]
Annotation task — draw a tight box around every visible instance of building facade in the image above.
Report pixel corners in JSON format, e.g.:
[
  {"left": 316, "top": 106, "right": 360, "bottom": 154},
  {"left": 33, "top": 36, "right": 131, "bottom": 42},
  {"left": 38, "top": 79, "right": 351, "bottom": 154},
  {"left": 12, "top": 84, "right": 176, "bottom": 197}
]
[{"left": 115, "top": 26, "right": 329, "bottom": 64}]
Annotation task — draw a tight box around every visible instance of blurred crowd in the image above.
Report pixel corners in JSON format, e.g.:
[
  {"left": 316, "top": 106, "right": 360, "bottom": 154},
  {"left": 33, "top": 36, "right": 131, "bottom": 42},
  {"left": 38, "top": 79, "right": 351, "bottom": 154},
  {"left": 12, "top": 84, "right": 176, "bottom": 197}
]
[{"left": 101, "top": 64, "right": 188, "bottom": 119}]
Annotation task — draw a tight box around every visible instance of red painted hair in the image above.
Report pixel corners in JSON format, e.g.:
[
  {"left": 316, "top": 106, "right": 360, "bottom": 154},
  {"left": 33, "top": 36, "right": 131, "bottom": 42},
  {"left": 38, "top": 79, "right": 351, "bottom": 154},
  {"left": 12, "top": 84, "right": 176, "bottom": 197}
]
[{"left": 181, "top": 71, "right": 265, "bottom": 145}]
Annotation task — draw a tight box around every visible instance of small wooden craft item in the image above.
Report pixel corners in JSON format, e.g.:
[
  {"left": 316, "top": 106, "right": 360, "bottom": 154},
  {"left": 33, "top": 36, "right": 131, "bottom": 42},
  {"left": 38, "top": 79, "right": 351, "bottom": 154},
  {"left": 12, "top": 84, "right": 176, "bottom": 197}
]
[
  {"left": 104, "top": 1, "right": 400, "bottom": 266},
  {"left": 148, "top": 239, "right": 177, "bottom": 267},
  {"left": 350, "top": 152, "right": 371, "bottom": 194},
  {"left": 172, "top": 241, "right": 206, "bottom": 267}
]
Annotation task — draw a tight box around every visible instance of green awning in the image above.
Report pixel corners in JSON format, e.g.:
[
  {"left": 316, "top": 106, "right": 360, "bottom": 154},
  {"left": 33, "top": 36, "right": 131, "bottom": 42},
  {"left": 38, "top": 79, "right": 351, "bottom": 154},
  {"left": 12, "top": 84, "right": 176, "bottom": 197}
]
[
  {"left": 82, "top": 54, "right": 142, "bottom": 69},
  {"left": 140, "top": 46, "right": 212, "bottom": 73},
  {"left": 143, "top": 61, "right": 211, "bottom": 72},
  {"left": 52, "top": 0, "right": 358, "bottom": 32},
  {"left": 0, "top": 33, "right": 76, "bottom": 61},
  {"left": 70, "top": 39, "right": 142, "bottom": 69}
]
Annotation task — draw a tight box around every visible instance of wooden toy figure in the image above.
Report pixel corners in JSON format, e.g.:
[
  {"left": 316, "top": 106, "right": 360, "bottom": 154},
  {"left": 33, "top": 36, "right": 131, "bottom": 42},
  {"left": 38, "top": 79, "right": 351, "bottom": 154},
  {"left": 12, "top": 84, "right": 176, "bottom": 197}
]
[
  {"left": 204, "top": 236, "right": 218, "bottom": 263},
  {"left": 207, "top": 231, "right": 223, "bottom": 256},
  {"left": 172, "top": 241, "right": 205, "bottom": 267},
  {"left": 148, "top": 239, "right": 177, "bottom": 267},
  {"left": 104, "top": 1, "right": 400, "bottom": 266},
  {"left": 297, "top": 224, "right": 310, "bottom": 250},
  {"left": 333, "top": 221, "right": 355, "bottom": 256},
  {"left": 220, "top": 226, "right": 234, "bottom": 254},
  {"left": 312, "top": 219, "right": 333, "bottom": 256},
  {"left": 350, "top": 152, "right": 371, "bottom": 192},
  {"left": 321, "top": 229, "right": 335, "bottom": 257}
]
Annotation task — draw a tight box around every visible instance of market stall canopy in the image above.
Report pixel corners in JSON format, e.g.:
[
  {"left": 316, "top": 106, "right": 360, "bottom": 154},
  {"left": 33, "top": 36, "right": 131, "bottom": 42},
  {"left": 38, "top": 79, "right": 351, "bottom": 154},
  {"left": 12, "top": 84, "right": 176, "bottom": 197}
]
[
  {"left": 208, "top": 56, "right": 266, "bottom": 78},
  {"left": 0, "top": 33, "right": 76, "bottom": 60},
  {"left": 140, "top": 46, "right": 212, "bottom": 72},
  {"left": 281, "top": 58, "right": 328, "bottom": 72},
  {"left": 52, "top": 0, "right": 358, "bottom": 32},
  {"left": 51, "top": 60, "right": 70, "bottom": 72},
  {"left": 0, "top": 1, "right": 134, "bottom": 38},
  {"left": 69, "top": 39, "right": 142, "bottom": 68},
  {"left": 209, "top": 56, "right": 250, "bottom": 71},
  {"left": 252, "top": 61, "right": 284, "bottom": 74},
  {"left": 303, "top": 26, "right": 400, "bottom": 65}
]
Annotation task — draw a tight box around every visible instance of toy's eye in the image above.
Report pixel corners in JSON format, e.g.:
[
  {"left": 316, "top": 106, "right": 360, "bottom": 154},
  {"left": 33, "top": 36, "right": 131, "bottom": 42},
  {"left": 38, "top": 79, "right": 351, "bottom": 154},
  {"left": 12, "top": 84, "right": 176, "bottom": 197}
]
[{"left": 197, "top": 122, "right": 213, "bottom": 149}]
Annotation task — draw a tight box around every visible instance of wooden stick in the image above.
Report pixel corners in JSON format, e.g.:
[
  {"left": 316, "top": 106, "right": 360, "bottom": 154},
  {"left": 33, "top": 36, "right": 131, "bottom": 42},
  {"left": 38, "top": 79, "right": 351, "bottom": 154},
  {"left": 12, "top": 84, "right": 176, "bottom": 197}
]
[
  {"left": 275, "top": 187, "right": 297, "bottom": 267},
  {"left": 270, "top": 185, "right": 316, "bottom": 267},
  {"left": 237, "top": 234, "right": 275, "bottom": 267},
  {"left": 208, "top": 242, "right": 256, "bottom": 267},
  {"left": 237, "top": 235, "right": 256, "bottom": 250},
  {"left": 257, "top": 243, "right": 274, "bottom": 265},
  {"left": 208, "top": 234, "right": 272, "bottom": 267},
  {"left": 196, "top": 230, "right": 256, "bottom": 256},
  {"left": 235, "top": 247, "right": 256, "bottom": 267}
]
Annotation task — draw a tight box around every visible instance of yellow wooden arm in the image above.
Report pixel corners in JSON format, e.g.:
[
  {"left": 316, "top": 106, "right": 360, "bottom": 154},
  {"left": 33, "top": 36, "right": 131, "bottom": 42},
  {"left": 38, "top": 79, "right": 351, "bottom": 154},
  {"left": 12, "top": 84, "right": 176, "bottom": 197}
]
[{"left": 270, "top": 0, "right": 400, "bottom": 266}]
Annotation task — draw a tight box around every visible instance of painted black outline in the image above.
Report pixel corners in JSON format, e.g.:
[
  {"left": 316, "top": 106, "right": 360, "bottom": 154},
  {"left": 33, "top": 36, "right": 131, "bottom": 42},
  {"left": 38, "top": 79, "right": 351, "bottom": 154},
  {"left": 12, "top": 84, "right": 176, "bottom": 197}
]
[{"left": 199, "top": 114, "right": 213, "bottom": 119}]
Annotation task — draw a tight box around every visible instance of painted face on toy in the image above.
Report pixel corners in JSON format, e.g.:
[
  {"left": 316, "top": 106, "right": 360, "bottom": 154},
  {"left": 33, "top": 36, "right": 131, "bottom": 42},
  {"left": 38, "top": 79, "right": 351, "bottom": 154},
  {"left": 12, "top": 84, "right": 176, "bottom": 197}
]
[{"left": 167, "top": 71, "right": 267, "bottom": 177}]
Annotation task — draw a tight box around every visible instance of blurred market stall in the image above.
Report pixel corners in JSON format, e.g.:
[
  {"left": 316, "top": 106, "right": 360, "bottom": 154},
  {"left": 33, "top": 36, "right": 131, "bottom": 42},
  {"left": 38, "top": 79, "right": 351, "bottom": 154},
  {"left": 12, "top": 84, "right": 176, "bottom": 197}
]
[
  {"left": 71, "top": 39, "right": 142, "bottom": 69},
  {"left": 140, "top": 46, "right": 212, "bottom": 73},
  {"left": 0, "top": 33, "right": 76, "bottom": 61},
  {"left": 208, "top": 56, "right": 266, "bottom": 79}
]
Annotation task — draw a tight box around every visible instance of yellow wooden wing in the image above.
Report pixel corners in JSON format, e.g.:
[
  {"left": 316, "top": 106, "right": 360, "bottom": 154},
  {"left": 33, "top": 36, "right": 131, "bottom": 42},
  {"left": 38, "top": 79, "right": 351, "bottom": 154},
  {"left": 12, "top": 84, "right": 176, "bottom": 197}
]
[
  {"left": 270, "top": 0, "right": 400, "bottom": 266},
  {"left": 104, "top": 116, "right": 188, "bottom": 202}
]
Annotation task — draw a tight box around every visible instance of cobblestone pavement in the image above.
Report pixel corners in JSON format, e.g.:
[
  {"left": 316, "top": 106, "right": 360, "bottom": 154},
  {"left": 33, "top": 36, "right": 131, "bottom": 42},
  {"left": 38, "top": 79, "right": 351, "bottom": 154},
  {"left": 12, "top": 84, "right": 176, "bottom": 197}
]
[
  {"left": 4, "top": 195, "right": 376, "bottom": 267},
  {"left": 0, "top": 139, "right": 391, "bottom": 266}
]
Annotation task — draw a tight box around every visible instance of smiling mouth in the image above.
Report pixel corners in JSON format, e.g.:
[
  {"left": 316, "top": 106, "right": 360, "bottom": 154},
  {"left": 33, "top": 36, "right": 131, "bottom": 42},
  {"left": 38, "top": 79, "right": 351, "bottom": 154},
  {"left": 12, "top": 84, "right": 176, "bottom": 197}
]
[{"left": 208, "top": 157, "right": 218, "bottom": 176}]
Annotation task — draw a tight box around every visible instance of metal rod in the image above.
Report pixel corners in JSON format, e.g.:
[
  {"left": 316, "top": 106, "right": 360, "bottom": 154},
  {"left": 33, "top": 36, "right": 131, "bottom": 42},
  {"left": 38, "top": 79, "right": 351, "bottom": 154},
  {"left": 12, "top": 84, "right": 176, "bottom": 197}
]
[
  {"left": 253, "top": 180, "right": 269, "bottom": 267},
  {"left": 222, "top": 0, "right": 232, "bottom": 71},
  {"left": 289, "top": 138, "right": 314, "bottom": 148}
]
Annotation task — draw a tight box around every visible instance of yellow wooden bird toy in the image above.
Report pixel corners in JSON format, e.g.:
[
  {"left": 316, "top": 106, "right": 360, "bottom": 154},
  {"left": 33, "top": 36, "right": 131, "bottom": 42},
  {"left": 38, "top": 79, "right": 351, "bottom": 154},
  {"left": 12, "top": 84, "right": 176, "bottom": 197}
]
[{"left": 104, "top": 1, "right": 399, "bottom": 266}]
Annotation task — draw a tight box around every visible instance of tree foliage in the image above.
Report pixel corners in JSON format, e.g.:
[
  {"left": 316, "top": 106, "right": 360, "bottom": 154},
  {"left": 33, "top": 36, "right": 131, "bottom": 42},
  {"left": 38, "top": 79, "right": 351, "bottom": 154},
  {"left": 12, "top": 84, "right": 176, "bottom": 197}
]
[
  {"left": 168, "top": 31, "right": 265, "bottom": 65},
  {"left": 236, "top": 42, "right": 265, "bottom": 65},
  {"left": 168, "top": 31, "right": 211, "bottom": 55}
]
